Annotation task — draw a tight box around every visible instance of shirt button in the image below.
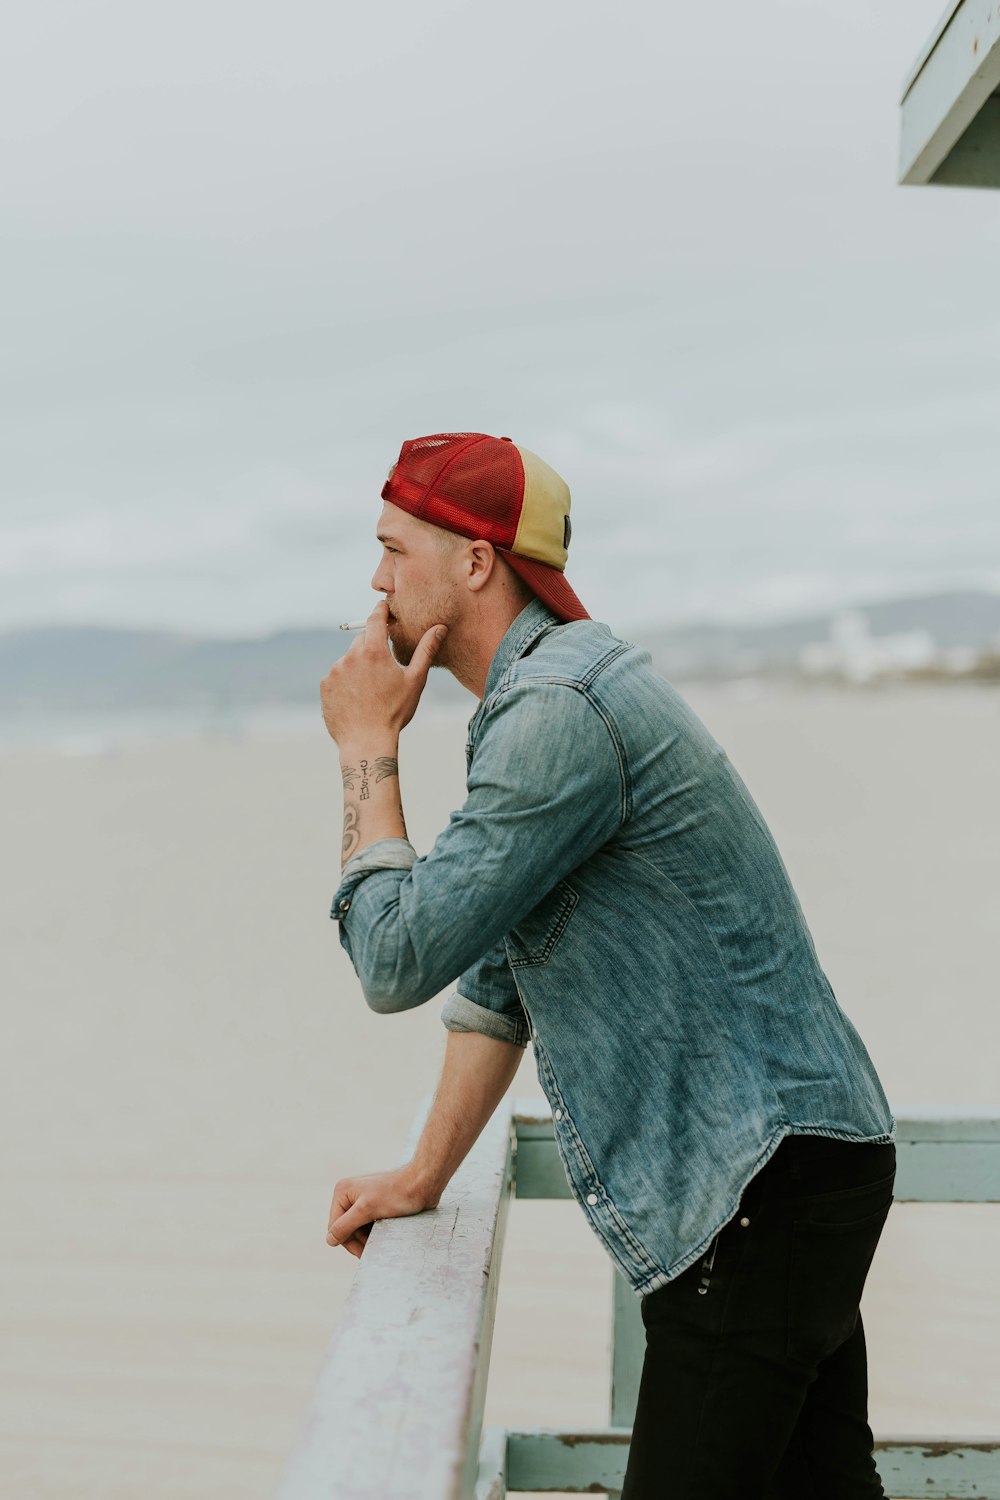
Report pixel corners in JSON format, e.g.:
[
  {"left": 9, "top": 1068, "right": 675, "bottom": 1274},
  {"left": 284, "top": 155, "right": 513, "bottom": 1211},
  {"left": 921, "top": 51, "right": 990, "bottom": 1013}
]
[
  {"left": 586, "top": 1193, "right": 598, "bottom": 1206},
  {"left": 532, "top": 1029, "right": 538, "bottom": 1041},
  {"left": 338, "top": 899, "right": 351, "bottom": 912},
  {"left": 740, "top": 1216, "right": 750, "bottom": 1228},
  {"left": 554, "top": 1108, "right": 563, "bottom": 1121}
]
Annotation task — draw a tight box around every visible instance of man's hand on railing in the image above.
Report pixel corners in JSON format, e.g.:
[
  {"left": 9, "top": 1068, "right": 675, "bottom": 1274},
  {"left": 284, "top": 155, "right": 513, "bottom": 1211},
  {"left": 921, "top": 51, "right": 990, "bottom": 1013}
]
[
  {"left": 327, "top": 1031, "right": 523, "bottom": 1258},
  {"left": 326, "top": 1165, "right": 438, "bottom": 1258}
]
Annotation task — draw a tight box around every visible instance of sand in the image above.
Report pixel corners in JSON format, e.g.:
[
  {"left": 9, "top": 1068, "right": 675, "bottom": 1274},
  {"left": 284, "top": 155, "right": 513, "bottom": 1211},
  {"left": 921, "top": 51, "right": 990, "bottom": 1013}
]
[{"left": 2, "top": 681, "right": 998, "bottom": 1497}]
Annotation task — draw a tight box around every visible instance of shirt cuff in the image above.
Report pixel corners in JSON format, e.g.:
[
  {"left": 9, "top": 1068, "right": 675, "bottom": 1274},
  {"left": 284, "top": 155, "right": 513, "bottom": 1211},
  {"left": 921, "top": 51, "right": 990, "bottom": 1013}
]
[
  {"left": 441, "top": 989, "right": 530, "bottom": 1049},
  {"left": 330, "top": 837, "right": 417, "bottom": 921}
]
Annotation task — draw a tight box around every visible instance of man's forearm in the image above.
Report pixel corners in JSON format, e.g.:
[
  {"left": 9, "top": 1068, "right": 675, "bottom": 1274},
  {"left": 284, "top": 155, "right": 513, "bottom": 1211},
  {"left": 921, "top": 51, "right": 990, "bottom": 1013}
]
[
  {"left": 410, "top": 1029, "right": 524, "bottom": 1202},
  {"left": 340, "top": 739, "right": 407, "bottom": 865},
  {"left": 326, "top": 1026, "right": 523, "bottom": 1255}
]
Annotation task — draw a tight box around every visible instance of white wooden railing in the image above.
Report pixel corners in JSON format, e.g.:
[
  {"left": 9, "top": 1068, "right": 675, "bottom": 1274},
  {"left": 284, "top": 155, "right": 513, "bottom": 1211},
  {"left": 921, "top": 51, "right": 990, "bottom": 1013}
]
[{"left": 277, "top": 1106, "right": 1000, "bottom": 1499}]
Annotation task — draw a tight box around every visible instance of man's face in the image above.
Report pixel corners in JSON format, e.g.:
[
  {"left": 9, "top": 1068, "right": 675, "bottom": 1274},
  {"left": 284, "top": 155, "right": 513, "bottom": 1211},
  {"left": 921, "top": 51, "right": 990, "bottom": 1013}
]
[{"left": 370, "top": 502, "right": 465, "bottom": 666}]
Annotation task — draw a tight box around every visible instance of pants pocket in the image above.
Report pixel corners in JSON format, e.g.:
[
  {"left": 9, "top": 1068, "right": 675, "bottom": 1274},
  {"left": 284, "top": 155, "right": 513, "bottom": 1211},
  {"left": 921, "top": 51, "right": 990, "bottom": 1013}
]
[{"left": 785, "top": 1176, "right": 894, "bottom": 1366}]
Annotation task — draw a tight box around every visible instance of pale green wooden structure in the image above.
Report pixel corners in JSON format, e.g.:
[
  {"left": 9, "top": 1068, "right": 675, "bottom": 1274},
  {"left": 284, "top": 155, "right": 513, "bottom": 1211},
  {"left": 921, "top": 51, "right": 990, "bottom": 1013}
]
[
  {"left": 900, "top": 0, "right": 1000, "bottom": 185},
  {"left": 277, "top": 1102, "right": 1000, "bottom": 1499}
]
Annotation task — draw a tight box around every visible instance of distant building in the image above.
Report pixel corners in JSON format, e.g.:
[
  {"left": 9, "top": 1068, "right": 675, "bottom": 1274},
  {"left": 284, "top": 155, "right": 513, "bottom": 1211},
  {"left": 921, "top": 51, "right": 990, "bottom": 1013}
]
[
  {"left": 799, "top": 609, "right": 937, "bottom": 683},
  {"left": 940, "top": 645, "right": 980, "bottom": 673}
]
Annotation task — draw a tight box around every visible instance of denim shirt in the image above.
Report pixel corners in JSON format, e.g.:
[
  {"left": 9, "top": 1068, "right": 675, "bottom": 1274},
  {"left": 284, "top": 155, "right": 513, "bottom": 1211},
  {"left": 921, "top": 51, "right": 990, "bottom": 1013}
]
[{"left": 331, "top": 598, "right": 895, "bottom": 1296}]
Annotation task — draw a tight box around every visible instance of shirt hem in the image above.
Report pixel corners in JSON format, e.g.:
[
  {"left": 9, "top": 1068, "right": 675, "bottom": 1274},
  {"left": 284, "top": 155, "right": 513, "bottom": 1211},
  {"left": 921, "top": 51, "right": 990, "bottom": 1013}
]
[{"left": 629, "top": 1114, "right": 898, "bottom": 1297}]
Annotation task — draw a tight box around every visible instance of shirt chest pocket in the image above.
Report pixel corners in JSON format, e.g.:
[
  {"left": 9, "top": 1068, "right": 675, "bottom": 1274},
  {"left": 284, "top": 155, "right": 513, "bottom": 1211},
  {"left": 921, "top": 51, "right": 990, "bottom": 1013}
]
[{"left": 505, "top": 880, "right": 579, "bottom": 969}]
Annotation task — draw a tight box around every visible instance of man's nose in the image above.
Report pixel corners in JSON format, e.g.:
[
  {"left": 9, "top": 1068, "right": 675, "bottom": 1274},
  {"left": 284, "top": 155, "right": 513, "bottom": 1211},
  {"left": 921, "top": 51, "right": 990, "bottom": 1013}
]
[{"left": 371, "top": 561, "right": 390, "bottom": 594}]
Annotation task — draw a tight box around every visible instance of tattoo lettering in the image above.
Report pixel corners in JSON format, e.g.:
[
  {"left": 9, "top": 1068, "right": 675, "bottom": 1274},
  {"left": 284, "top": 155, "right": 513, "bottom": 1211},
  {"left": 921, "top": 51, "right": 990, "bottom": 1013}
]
[
  {"left": 343, "top": 757, "right": 397, "bottom": 793},
  {"left": 342, "top": 803, "right": 360, "bottom": 862},
  {"left": 359, "top": 758, "right": 370, "bottom": 801}
]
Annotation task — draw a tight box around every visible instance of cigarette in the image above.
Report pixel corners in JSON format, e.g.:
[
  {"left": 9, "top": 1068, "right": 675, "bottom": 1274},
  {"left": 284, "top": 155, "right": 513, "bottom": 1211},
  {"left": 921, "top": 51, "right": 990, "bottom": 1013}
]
[{"left": 339, "top": 620, "right": 369, "bottom": 631}]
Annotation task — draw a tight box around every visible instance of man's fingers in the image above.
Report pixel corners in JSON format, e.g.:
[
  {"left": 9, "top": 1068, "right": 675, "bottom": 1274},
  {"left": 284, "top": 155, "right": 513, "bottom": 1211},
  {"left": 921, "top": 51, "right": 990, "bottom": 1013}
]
[
  {"left": 325, "top": 1167, "right": 434, "bottom": 1255},
  {"left": 333, "top": 1223, "right": 373, "bottom": 1257},
  {"left": 328, "top": 1200, "right": 375, "bottom": 1246},
  {"left": 406, "top": 624, "right": 448, "bottom": 686},
  {"left": 363, "top": 598, "right": 391, "bottom": 647},
  {"left": 343, "top": 1224, "right": 373, "bottom": 1258}
]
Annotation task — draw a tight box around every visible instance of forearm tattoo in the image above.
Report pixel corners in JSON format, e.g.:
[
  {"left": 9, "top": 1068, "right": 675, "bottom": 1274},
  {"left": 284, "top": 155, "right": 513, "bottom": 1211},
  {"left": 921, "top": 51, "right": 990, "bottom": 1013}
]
[
  {"left": 342, "top": 803, "right": 360, "bottom": 862},
  {"left": 342, "top": 757, "right": 398, "bottom": 793},
  {"left": 375, "top": 756, "right": 399, "bottom": 783},
  {"left": 340, "top": 755, "right": 403, "bottom": 865}
]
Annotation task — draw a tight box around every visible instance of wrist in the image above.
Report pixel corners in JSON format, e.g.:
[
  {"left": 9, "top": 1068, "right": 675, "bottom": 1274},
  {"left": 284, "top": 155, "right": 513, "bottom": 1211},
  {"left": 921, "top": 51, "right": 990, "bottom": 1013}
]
[
  {"left": 404, "top": 1156, "right": 447, "bottom": 1208},
  {"left": 339, "top": 736, "right": 399, "bottom": 764}
]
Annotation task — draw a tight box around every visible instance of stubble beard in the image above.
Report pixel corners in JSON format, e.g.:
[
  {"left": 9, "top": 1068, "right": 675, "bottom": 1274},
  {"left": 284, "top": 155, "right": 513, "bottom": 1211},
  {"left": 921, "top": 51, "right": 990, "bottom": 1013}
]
[
  {"left": 387, "top": 595, "right": 455, "bottom": 670},
  {"left": 387, "top": 625, "right": 414, "bottom": 667},
  {"left": 388, "top": 622, "right": 451, "bottom": 670}
]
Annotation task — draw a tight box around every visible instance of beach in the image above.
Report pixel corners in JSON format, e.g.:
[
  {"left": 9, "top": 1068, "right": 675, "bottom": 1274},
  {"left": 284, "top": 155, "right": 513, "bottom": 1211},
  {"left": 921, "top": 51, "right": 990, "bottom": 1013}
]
[{"left": 2, "top": 681, "right": 998, "bottom": 1497}]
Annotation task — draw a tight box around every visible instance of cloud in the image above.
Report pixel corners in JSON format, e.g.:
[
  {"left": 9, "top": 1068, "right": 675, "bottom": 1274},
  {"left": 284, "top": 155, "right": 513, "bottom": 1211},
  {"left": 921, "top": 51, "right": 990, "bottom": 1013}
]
[{"left": 4, "top": 0, "right": 995, "bottom": 635}]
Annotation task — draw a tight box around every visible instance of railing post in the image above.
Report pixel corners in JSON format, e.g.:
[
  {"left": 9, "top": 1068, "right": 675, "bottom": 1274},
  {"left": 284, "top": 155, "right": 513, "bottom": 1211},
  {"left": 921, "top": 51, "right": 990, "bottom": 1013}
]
[
  {"left": 606, "top": 1269, "right": 643, "bottom": 1496},
  {"left": 475, "top": 1425, "right": 508, "bottom": 1500},
  {"left": 610, "top": 1269, "right": 643, "bottom": 1429}
]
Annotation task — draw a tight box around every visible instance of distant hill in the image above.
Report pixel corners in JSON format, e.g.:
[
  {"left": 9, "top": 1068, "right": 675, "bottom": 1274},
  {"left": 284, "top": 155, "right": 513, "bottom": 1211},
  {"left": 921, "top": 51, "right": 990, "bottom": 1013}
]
[
  {"left": 0, "top": 622, "right": 472, "bottom": 714},
  {"left": 1, "top": 590, "right": 998, "bottom": 715}
]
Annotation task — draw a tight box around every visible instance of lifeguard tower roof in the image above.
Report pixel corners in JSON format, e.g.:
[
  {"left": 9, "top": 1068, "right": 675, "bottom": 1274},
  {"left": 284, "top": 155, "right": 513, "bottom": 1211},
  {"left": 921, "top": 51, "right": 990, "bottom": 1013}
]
[{"left": 901, "top": 0, "right": 1000, "bottom": 184}]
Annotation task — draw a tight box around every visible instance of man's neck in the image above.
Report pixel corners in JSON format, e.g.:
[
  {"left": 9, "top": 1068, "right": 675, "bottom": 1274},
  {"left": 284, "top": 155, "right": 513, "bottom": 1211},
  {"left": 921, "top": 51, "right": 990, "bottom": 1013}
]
[{"left": 445, "top": 600, "right": 533, "bottom": 700}]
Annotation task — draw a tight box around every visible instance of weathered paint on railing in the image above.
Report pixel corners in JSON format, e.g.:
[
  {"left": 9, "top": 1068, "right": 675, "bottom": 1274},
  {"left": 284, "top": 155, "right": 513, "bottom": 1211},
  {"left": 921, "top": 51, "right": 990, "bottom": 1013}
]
[
  {"left": 276, "top": 1100, "right": 513, "bottom": 1500},
  {"left": 500, "top": 1428, "right": 1000, "bottom": 1497},
  {"left": 278, "top": 1104, "right": 1000, "bottom": 1499}
]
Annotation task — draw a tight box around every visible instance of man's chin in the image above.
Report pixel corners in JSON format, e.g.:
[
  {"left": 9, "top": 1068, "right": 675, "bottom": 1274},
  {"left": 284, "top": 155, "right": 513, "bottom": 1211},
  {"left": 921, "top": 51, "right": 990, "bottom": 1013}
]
[
  {"left": 388, "top": 624, "right": 446, "bottom": 671},
  {"left": 387, "top": 625, "right": 414, "bottom": 667}
]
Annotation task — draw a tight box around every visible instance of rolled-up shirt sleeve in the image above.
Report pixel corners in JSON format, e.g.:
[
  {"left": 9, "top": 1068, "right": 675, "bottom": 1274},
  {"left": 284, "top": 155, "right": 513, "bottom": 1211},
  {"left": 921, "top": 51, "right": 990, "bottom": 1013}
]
[
  {"left": 441, "top": 941, "right": 531, "bottom": 1048},
  {"left": 333, "top": 838, "right": 417, "bottom": 910},
  {"left": 330, "top": 679, "right": 627, "bottom": 1015}
]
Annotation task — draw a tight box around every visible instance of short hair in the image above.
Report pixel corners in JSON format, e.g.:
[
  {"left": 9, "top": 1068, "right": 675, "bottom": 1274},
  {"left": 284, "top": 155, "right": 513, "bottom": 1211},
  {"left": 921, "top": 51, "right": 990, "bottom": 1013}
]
[{"left": 433, "top": 527, "right": 536, "bottom": 608}]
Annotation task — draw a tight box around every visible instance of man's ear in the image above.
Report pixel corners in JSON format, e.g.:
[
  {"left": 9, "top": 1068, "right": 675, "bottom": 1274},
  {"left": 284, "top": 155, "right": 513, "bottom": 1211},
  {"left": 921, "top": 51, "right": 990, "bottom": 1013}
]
[{"left": 465, "top": 539, "right": 496, "bottom": 593}]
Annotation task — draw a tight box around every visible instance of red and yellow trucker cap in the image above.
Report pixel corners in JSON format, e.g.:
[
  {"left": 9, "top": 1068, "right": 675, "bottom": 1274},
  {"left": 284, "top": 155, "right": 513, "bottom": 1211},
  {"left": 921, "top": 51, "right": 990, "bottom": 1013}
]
[{"left": 381, "top": 432, "right": 590, "bottom": 623}]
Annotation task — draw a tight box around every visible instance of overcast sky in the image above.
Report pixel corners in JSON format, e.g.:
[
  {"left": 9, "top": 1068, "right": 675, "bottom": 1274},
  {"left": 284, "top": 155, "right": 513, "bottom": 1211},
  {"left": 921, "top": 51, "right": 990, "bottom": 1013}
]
[{"left": 3, "top": 0, "right": 998, "bottom": 637}]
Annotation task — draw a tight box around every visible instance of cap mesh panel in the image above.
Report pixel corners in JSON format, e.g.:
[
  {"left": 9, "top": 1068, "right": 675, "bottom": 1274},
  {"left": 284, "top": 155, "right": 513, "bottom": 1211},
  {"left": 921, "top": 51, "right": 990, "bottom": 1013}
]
[{"left": 390, "top": 433, "right": 521, "bottom": 548}]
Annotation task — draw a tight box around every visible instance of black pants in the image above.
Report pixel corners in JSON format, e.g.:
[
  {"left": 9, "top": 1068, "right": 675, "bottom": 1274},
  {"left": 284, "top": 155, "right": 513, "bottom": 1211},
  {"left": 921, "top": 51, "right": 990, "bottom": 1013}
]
[{"left": 620, "top": 1133, "right": 896, "bottom": 1500}]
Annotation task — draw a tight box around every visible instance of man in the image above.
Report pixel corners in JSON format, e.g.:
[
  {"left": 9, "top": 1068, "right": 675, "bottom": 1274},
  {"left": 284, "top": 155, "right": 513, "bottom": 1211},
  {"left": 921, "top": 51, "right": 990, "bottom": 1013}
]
[{"left": 319, "top": 431, "right": 897, "bottom": 1499}]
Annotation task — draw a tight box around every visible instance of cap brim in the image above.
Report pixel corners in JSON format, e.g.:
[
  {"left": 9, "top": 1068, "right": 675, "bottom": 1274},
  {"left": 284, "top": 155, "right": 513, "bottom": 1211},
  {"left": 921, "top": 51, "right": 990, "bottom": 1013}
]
[{"left": 499, "top": 550, "right": 590, "bottom": 622}]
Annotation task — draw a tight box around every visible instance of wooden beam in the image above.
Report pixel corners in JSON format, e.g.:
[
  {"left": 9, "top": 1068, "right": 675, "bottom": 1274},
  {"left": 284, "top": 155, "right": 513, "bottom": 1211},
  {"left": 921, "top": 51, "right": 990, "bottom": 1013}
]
[
  {"left": 505, "top": 1428, "right": 1000, "bottom": 1495},
  {"left": 276, "top": 1100, "right": 515, "bottom": 1500},
  {"left": 876, "top": 1439, "right": 1000, "bottom": 1498},
  {"left": 900, "top": 0, "right": 1000, "bottom": 185},
  {"left": 894, "top": 1116, "right": 1000, "bottom": 1201},
  {"left": 513, "top": 1110, "right": 1000, "bottom": 1204},
  {"left": 505, "top": 1428, "right": 631, "bottom": 1494},
  {"left": 930, "top": 95, "right": 1000, "bottom": 184},
  {"left": 475, "top": 1426, "right": 507, "bottom": 1500}
]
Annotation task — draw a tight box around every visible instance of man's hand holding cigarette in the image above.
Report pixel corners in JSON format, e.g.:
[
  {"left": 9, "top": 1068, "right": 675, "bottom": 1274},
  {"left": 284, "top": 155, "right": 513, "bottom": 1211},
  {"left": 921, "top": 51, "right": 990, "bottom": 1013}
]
[{"left": 320, "top": 599, "right": 447, "bottom": 747}]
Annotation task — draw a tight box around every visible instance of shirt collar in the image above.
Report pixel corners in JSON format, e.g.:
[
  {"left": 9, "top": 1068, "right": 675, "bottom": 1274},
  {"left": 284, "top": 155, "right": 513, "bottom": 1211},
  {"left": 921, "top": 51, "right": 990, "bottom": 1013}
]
[{"left": 482, "top": 597, "right": 561, "bottom": 702}]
